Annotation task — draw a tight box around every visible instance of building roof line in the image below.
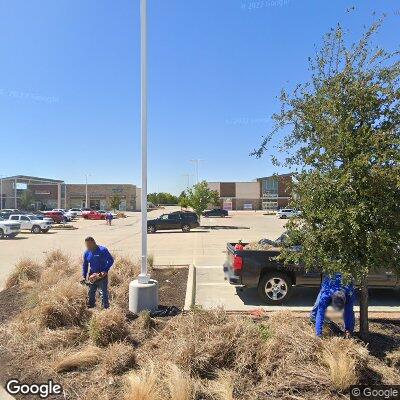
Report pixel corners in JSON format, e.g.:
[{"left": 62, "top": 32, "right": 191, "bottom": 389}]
[{"left": 2, "top": 175, "right": 64, "bottom": 183}]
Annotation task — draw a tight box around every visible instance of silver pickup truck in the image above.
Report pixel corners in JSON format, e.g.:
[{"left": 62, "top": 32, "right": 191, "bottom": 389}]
[{"left": 0, "top": 216, "right": 21, "bottom": 239}]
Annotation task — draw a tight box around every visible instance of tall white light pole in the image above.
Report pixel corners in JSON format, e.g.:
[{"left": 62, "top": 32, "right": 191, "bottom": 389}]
[
  {"left": 0, "top": 175, "right": 4, "bottom": 210},
  {"left": 182, "top": 174, "right": 193, "bottom": 189},
  {"left": 85, "top": 174, "right": 91, "bottom": 208},
  {"left": 139, "top": 0, "right": 149, "bottom": 284},
  {"left": 129, "top": 0, "right": 158, "bottom": 314},
  {"left": 190, "top": 159, "right": 203, "bottom": 183}
]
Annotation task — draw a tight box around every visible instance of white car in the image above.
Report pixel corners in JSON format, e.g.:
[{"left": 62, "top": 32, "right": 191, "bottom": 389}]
[
  {"left": 277, "top": 208, "right": 301, "bottom": 219},
  {"left": 98, "top": 210, "right": 118, "bottom": 218},
  {"left": 9, "top": 214, "right": 53, "bottom": 234},
  {"left": 52, "top": 208, "right": 75, "bottom": 220},
  {"left": 64, "top": 210, "right": 77, "bottom": 219},
  {"left": 68, "top": 208, "right": 83, "bottom": 217},
  {"left": 34, "top": 214, "right": 55, "bottom": 223},
  {"left": 0, "top": 217, "right": 21, "bottom": 239}
]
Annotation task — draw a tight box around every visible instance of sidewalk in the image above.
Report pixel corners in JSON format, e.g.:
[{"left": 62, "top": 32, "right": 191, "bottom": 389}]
[{"left": 194, "top": 265, "right": 400, "bottom": 313}]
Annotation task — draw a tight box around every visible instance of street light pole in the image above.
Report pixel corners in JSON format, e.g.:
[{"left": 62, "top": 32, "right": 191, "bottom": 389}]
[
  {"left": 129, "top": 0, "right": 158, "bottom": 314},
  {"left": 182, "top": 174, "right": 192, "bottom": 189},
  {"left": 190, "top": 159, "right": 203, "bottom": 183},
  {"left": 85, "top": 174, "right": 88, "bottom": 208},
  {"left": 0, "top": 175, "right": 3, "bottom": 210},
  {"left": 139, "top": 0, "right": 148, "bottom": 284},
  {"left": 84, "top": 174, "right": 92, "bottom": 208}
]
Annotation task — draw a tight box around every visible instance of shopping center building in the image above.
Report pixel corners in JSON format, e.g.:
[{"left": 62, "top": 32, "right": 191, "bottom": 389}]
[
  {"left": 207, "top": 173, "right": 292, "bottom": 211},
  {"left": 0, "top": 175, "right": 141, "bottom": 211}
]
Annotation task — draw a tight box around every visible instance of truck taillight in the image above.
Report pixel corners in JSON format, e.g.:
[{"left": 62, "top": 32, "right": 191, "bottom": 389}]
[{"left": 233, "top": 255, "right": 243, "bottom": 271}]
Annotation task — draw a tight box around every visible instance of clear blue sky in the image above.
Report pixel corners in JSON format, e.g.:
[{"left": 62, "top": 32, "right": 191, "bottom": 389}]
[{"left": 1, "top": 0, "right": 398, "bottom": 194}]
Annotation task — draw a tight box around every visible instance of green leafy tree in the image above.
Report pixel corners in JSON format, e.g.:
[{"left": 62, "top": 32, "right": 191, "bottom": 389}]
[
  {"left": 147, "top": 192, "right": 179, "bottom": 205},
  {"left": 179, "top": 196, "right": 190, "bottom": 209},
  {"left": 109, "top": 195, "right": 121, "bottom": 212},
  {"left": 178, "top": 190, "right": 187, "bottom": 201},
  {"left": 186, "top": 181, "right": 220, "bottom": 218},
  {"left": 178, "top": 190, "right": 191, "bottom": 209},
  {"left": 20, "top": 190, "right": 35, "bottom": 211},
  {"left": 254, "top": 20, "right": 400, "bottom": 338}
]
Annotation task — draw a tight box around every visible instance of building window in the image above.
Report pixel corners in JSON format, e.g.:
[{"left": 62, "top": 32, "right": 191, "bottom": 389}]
[
  {"left": 262, "top": 177, "right": 278, "bottom": 197},
  {"left": 262, "top": 200, "right": 278, "bottom": 210}
]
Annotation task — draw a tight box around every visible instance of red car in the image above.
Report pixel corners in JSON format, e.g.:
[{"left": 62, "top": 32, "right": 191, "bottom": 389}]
[
  {"left": 42, "top": 211, "right": 65, "bottom": 224},
  {"left": 83, "top": 210, "right": 106, "bottom": 220}
]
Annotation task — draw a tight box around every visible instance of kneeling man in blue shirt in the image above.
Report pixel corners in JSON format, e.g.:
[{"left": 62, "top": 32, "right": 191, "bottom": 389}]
[
  {"left": 310, "top": 273, "right": 355, "bottom": 337},
  {"left": 82, "top": 237, "right": 114, "bottom": 309}
]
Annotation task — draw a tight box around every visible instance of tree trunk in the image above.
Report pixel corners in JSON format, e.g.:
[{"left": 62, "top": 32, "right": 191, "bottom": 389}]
[{"left": 359, "top": 276, "right": 369, "bottom": 340}]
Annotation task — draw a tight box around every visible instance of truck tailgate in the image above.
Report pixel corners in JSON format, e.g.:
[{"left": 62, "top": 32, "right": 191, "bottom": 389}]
[{"left": 223, "top": 243, "right": 244, "bottom": 284}]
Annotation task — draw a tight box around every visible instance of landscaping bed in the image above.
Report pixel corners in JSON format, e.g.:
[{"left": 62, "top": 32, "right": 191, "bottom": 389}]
[
  {"left": 0, "top": 252, "right": 399, "bottom": 400},
  {"left": 51, "top": 224, "right": 78, "bottom": 230}
]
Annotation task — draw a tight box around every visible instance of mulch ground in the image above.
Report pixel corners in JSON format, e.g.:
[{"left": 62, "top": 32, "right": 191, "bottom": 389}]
[{"left": 152, "top": 267, "right": 188, "bottom": 309}]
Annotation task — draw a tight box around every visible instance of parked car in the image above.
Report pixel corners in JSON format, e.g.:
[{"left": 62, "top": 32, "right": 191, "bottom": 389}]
[
  {"left": 0, "top": 211, "right": 13, "bottom": 220},
  {"left": 9, "top": 214, "right": 52, "bottom": 234},
  {"left": 98, "top": 210, "right": 118, "bottom": 218},
  {"left": 69, "top": 208, "right": 83, "bottom": 217},
  {"left": 1, "top": 209, "right": 20, "bottom": 214},
  {"left": 0, "top": 217, "right": 21, "bottom": 239},
  {"left": 223, "top": 237, "right": 400, "bottom": 304},
  {"left": 34, "top": 214, "right": 55, "bottom": 223},
  {"left": 42, "top": 210, "right": 66, "bottom": 224},
  {"left": 83, "top": 210, "right": 107, "bottom": 220},
  {"left": 53, "top": 209, "right": 76, "bottom": 219},
  {"left": 81, "top": 208, "right": 93, "bottom": 217},
  {"left": 147, "top": 211, "right": 199, "bottom": 233},
  {"left": 277, "top": 208, "right": 301, "bottom": 219},
  {"left": 1, "top": 209, "right": 22, "bottom": 219},
  {"left": 203, "top": 208, "right": 228, "bottom": 218}
]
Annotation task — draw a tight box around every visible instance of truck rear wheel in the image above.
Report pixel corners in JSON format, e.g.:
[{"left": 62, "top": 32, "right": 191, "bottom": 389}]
[{"left": 258, "top": 272, "right": 292, "bottom": 304}]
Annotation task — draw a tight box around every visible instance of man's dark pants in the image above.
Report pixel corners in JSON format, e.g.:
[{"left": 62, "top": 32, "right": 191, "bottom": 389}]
[{"left": 88, "top": 276, "right": 110, "bottom": 309}]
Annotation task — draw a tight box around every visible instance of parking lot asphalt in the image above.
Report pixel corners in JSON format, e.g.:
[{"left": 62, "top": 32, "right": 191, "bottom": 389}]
[
  {"left": 194, "top": 266, "right": 400, "bottom": 313},
  {"left": 0, "top": 207, "right": 286, "bottom": 289},
  {"left": 1, "top": 207, "right": 399, "bottom": 314}
]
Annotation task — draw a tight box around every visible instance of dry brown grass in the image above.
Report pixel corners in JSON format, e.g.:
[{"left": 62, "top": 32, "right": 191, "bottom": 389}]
[
  {"left": 321, "top": 337, "right": 367, "bottom": 390},
  {"left": 102, "top": 342, "right": 137, "bottom": 375},
  {"left": 108, "top": 257, "right": 140, "bottom": 309},
  {"left": 3, "top": 253, "right": 400, "bottom": 400},
  {"left": 88, "top": 308, "right": 130, "bottom": 347},
  {"left": 124, "top": 364, "right": 160, "bottom": 400},
  {"left": 323, "top": 348, "right": 357, "bottom": 390},
  {"left": 5, "top": 258, "right": 41, "bottom": 288},
  {"left": 44, "top": 249, "right": 71, "bottom": 269},
  {"left": 37, "top": 327, "right": 86, "bottom": 350},
  {"left": 38, "top": 278, "right": 90, "bottom": 329},
  {"left": 387, "top": 349, "right": 400, "bottom": 368},
  {"left": 55, "top": 345, "right": 103, "bottom": 372},
  {"left": 164, "top": 363, "right": 195, "bottom": 400}
]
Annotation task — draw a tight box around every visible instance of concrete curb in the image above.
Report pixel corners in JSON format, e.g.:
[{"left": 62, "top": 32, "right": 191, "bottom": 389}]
[{"left": 184, "top": 265, "right": 196, "bottom": 310}]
